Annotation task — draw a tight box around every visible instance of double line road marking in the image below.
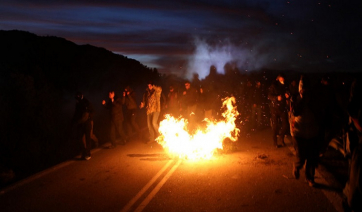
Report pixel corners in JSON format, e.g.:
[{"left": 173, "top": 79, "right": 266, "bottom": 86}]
[{"left": 121, "top": 159, "right": 182, "bottom": 212}]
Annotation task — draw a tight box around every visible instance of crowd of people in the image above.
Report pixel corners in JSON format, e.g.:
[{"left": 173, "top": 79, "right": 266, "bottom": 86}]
[{"left": 71, "top": 69, "right": 361, "bottom": 211}]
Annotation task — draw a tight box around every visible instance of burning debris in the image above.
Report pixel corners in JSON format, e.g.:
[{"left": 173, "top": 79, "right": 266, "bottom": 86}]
[{"left": 156, "top": 97, "right": 240, "bottom": 160}]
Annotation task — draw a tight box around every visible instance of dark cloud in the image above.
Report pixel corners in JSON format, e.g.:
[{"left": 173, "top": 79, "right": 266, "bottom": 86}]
[{"left": 0, "top": 0, "right": 360, "bottom": 77}]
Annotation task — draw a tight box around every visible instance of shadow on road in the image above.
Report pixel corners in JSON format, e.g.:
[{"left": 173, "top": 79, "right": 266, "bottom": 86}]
[{"left": 127, "top": 154, "right": 172, "bottom": 161}]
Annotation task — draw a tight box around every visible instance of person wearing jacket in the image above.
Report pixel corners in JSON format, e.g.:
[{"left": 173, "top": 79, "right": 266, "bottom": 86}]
[
  {"left": 102, "top": 90, "right": 127, "bottom": 148},
  {"left": 71, "top": 92, "right": 94, "bottom": 160},
  {"left": 165, "top": 85, "right": 179, "bottom": 117},
  {"left": 140, "top": 81, "right": 162, "bottom": 144},
  {"left": 268, "top": 74, "right": 289, "bottom": 147},
  {"left": 342, "top": 77, "right": 362, "bottom": 212},
  {"left": 123, "top": 86, "right": 141, "bottom": 138},
  {"left": 290, "top": 75, "right": 322, "bottom": 187}
]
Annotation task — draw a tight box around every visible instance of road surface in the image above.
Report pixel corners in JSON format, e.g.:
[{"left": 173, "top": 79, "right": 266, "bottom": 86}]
[{"left": 0, "top": 128, "right": 344, "bottom": 212}]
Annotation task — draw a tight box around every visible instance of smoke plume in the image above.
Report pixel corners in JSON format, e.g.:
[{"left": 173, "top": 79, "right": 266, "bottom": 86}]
[{"left": 185, "top": 37, "right": 275, "bottom": 80}]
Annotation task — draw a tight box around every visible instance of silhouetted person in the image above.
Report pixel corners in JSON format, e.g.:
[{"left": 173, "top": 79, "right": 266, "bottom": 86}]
[
  {"left": 102, "top": 90, "right": 127, "bottom": 148},
  {"left": 165, "top": 85, "right": 179, "bottom": 117},
  {"left": 140, "top": 81, "right": 162, "bottom": 144},
  {"left": 192, "top": 73, "right": 201, "bottom": 89},
  {"left": 123, "top": 86, "right": 141, "bottom": 139},
  {"left": 343, "top": 78, "right": 362, "bottom": 212},
  {"left": 199, "top": 82, "right": 220, "bottom": 122},
  {"left": 268, "top": 74, "right": 289, "bottom": 147},
  {"left": 290, "top": 75, "right": 322, "bottom": 187},
  {"left": 71, "top": 92, "right": 94, "bottom": 160},
  {"left": 318, "top": 75, "right": 344, "bottom": 156},
  {"left": 180, "top": 81, "right": 199, "bottom": 128}
]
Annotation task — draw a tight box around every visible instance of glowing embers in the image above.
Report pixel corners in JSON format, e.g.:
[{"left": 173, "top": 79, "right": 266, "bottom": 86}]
[{"left": 156, "top": 97, "right": 240, "bottom": 160}]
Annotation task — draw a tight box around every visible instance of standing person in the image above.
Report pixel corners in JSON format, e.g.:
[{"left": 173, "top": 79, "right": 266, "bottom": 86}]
[
  {"left": 71, "top": 92, "right": 94, "bottom": 160},
  {"left": 318, "top": 75, "right": 344, "bottom": 156},
  {"left": 180, "top": 81, "right": 199, "bottom": 124},
  {"left": 342, "top": 78, "right": 362, "bottom": 212},
  {"left": 140, "top": 81, "right": 162, "bottom": 144},
  {"left": 123, "top": 86, "right": 141, "bottom": 139},
  {"left": 290, "top": 75, "right": 322, "bottom": 187},
  {"left": 199, "top": 79, "right": 221, "bottom": 122},
  {"left": 268, "top": 73, "right": 289, "bottom": 148},
  {"left": 251, "top": 80, "right": 264, "bottom": 131},
  {"left": 102, "top": 90, "right": 127, "bottom": 148},
  {"left": 165, "top": 85, "right": 179, "bottom": 117}
]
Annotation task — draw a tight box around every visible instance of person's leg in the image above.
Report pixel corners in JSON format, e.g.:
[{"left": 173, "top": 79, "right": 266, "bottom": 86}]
[
  {"left": 187, "top": 105, "right": 197, "bottom": 131},
  {"left": 90, "top": 120, "right": 98, "bottom": 148},
  {"left": 130, "top": 109, "right": 141, "bottom": 134},
  {"left": 147, "top": 113, "right": 154, "bottom": 142},
  {"left": 151, "top": 112, "right": 160, "bottom": 140},
  {"left": 115, "top": 120, "right": 128, "bottom": 144},
  {"left": 84, "top": 119, "right": 92, "bottom": 158},
  {"left": 305, "top": 137, "right": 319, "bottom": 186},
  {"left": 124, "top": 111, "right": 132, "bottom": 137},
  {"left": 280, "top": 111, "right": 289, "bottom": 145},
  {"left": 293, "top": 137, "right": 306, "bottom": 179},
  {"left": 110, "top": 120, "right": 117, "bottom": 147},
  {"left": 270, "top": 111, "right": 278, "bottom": 147}
]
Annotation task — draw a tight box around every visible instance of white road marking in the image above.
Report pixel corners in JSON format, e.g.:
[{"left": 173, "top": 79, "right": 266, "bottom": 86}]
[
  {"left": 120, "top": 159, "right": 174, "bottom": 212},
  {"left": 134, "top": 159, "right": 182, "bottom": 212}
]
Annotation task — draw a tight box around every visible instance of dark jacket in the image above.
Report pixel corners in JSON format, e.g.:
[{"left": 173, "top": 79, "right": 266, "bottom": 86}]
[
  {"left": 104, "top": 96, "right": 124, "bottom": 122},
  {"left": 72, "top": 97, "right": 94, "bottom": 125},
  {"left": 181, "top": 86, "right": 198, "bottom": 108},
  {"left": 268, "top": 81, "right": 289, "bottom": 112},
  {"left": 290, "top": 78, "right": 321, "bottom": 139},
  {"left": 122, "top": 88, "right": 138, "bottom": 110}
]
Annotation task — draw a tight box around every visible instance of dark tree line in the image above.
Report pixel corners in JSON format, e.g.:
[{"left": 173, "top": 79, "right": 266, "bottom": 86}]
[{"left": 0, "top": 30, "right": 160, "bottom": 187}]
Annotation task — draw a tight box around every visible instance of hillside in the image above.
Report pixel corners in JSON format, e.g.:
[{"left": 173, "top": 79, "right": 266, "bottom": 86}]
[{"left": 0, "top": 30, "right": 160, "bottom": 187}]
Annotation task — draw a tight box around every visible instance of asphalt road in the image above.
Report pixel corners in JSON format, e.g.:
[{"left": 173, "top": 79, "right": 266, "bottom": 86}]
[{"left": 0, "top": 128, "right": 345, "bottom": 212}]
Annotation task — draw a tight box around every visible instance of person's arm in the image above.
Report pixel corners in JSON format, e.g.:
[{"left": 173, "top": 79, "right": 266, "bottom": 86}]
[{"left": 140, "top": 91, "right": 147, "bottom": 108}]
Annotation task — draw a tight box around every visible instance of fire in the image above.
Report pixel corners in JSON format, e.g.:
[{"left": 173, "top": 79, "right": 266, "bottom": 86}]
[{"left": 156, "top": 97, "right": 240, "bottom": 160}]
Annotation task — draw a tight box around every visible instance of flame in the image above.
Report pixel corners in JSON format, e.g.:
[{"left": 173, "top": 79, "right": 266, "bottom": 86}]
[{"left": 156, "top": 97, "right": 240, "bottom": 160}]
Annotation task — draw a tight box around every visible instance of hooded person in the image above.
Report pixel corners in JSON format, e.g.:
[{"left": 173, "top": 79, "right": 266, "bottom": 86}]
[{"left": 290, "top": 75, "right": 322, "bottom": 187}]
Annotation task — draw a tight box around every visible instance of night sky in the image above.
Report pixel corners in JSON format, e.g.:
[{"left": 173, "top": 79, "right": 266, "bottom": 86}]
[{"left": 0, "top": 0, "right": 360, "bottom": 79}]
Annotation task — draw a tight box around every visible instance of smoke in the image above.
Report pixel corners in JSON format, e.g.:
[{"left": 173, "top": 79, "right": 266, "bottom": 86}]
[{"left": 185, "top": 37, "right": 274, "bottom": 80}]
